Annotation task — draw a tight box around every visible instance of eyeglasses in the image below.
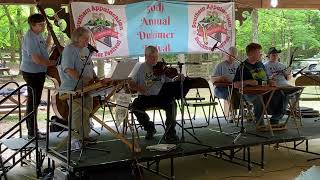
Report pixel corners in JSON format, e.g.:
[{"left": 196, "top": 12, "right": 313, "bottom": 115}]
[{"left": 36, "top": 22, "right": 46, "bottom": 27}]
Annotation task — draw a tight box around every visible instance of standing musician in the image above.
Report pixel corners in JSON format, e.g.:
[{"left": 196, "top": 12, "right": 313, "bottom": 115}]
[
  {"left": 233, "top": 43, "right": 287, "bottom": 126},
  {"left": 21, "top": 13, "right": 56, "bottom": 139},
  {"left": 211, "top": 46, "right": 239, "bottom": 120},
  {"left": 129, "top": 46, "right": 190, "bottom": 142},
  {"left": 58, "top": 27, "right": 108, "bottom": 147},
  {"left": 264, "top": 47, "right": 292, "bottom": 87}
]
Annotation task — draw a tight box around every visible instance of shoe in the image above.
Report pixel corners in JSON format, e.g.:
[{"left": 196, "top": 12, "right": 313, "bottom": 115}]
[
  {"left": 145, "top": 128, "right": 156, "bottom": 140},
  {"left": 28, "top": 132, "right": 46, "bottom": 140},
  {"left": 164, "top": 135, "right": 180, "bottom": 143},
  {"left": 84, "top": 136, "right": 98, "bottom": 143},
  {"left": 228, "top": 119, "right": 234, "bottom": 123},
  {"left": 270, "top": 114, "right": 283, "bottom": 124},
  {"left": 270, "top": 119, "right": 279, "bottom": 125},
  {"left": 71, "top": 139, "right": 81, "bottom": 151}
]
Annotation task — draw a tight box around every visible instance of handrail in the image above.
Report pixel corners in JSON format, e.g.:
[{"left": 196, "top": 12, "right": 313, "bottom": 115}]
[
  {"left": 0, "top": 81, "right": 19, "bottom": 91},
  {"left": 0, "top": 83, "right": 40, "bottom": 178},
  {"left": 0, "top": 84, "right": 27, "bottom": 105}
]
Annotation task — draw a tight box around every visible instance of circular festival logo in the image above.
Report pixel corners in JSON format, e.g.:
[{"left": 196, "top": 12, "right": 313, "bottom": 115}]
[
  {"left": 192, "top": 4, "right": 232, "bottom": 51},
  {"left": 77, "top": 6, "right": 124, "bottom": 57}
]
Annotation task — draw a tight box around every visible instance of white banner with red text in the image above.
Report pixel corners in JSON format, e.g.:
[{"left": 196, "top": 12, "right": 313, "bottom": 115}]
[{"left": 71, "top": 1, "right": 235, "bottom": 58}]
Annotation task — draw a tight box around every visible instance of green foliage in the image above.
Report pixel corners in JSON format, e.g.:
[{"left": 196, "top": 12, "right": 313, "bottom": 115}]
[
  {"left": 0, "top": 5, "right": 70, "bottom": 55},
  {"left": 236, "top": 9, "right": 320, "bottom": 63},
  {"left": 0, "top": 5, "right": 29, "bottom": 49}
]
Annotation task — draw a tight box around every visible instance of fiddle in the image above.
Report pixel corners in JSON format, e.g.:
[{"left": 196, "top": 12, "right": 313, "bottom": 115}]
[{"left": 153, "top": 59, "right": 178, "bottom": 78}]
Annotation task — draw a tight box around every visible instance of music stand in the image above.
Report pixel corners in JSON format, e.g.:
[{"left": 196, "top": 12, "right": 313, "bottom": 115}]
[
  {"left": 157, "top": 62, "right": 212, "bottom": 148},
  {"left": 73, "top": 49, "right": 110, "bottom": 162},
  {"left": 211, "top": 45, "right": 268, "bottom": 144}
]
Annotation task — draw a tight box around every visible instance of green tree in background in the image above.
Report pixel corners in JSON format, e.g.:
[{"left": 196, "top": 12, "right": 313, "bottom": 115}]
[{"left": 236, "top": 9, "right": 320, "bottom": 64}]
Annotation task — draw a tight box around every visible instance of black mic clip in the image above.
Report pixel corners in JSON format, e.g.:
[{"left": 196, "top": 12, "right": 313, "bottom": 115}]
[
  {"left": 88, "top": 44, "right": 98, "bottom": 53},
  {"left": 211, "top": 41, "right": 219, "bottom": 52},
  {"left": 293, "top": 66, "right": 307, "bottom": 78}
]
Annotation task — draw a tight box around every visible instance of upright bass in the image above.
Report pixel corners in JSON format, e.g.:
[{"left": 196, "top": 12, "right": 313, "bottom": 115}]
[{"left": 35, "top": 1, "right": 69, "bottom": 120}]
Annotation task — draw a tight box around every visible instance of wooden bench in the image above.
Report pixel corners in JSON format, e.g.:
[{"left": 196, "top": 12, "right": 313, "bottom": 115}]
[
  {"left": 0, "top": 67, "right": 10, "bottom": 75},
  {"left": 0, "top": 75, "right": 17, "bottom": 81}
]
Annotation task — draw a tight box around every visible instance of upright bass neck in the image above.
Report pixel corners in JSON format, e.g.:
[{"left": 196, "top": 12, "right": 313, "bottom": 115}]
[{"left": 35, "top": 0, "right": 63, "bottom": 53}]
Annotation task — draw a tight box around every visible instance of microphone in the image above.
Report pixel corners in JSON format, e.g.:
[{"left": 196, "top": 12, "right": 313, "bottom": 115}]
[
  {"left": 211, "top": 41, "right": 219, "bottom": 51},
  {"left": 88, "top": 44, "right": 98, "bottom": 53},
  {"left": 293, "top": 66, "right": 307, "bottom": 77}
]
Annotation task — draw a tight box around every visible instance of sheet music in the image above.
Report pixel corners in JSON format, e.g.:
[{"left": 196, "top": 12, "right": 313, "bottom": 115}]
[
  {"left": 106, "top": 59, "right": 137, "bottom": 80},
  {"left": 128, "top": 62, "right": 142, "bottom": 79}
]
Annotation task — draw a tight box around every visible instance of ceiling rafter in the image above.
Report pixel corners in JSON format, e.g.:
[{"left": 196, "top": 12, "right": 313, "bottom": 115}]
[{"left": 1, "top": 0, "right": 320, "bottom": 9}]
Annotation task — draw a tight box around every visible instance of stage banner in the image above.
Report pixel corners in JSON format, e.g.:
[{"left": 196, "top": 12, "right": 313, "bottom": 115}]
[{"left": 71, "top": 1, "right": 235, "bottom": 58}]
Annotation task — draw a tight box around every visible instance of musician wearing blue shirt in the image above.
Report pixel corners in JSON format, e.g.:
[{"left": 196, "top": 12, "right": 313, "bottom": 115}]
[
  {"left": 264, "top": 47, "right": 292, "bottom": 87},
  {"left": 21, "top": 14, "right": 56, "bottom": 139},
  {"left": 211, "top": 47, "right": 239, "bottom": 119},
  {"left": 58, "top": 27, "right": 106, "bottom": 146}
]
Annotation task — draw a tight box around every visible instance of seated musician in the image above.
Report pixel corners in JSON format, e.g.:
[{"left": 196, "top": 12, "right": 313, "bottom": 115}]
[
  {"left": 211, "top": 46, "right": 239, "bottom": 120},
  {"left": 233, "top": 43, "right": 286, "bottom": 125},
  {"left": 264, "top": 47, "right": 292, "bottom": 86},
  {"left": 58, "top": 27, "right": 107, "bottom": 147},
  {"left": 129, "top": 46, "right": 190, "bottom": 142}
]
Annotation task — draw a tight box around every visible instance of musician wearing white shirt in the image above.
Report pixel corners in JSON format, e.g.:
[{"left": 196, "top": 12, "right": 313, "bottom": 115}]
[
  {"left": 211, "top": 47, "right": 239, "bottom": 120},
  {"left": 264, "top": 47, "right": 292, "bottom": 87}
]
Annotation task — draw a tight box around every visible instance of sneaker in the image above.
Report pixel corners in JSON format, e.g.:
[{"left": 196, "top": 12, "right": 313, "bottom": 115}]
[
  {"left": 164, "top": 135, "right": 180, "bottom": 143},
  {"left": 89, "top": 119, "right": 94, "bottom": 128},
  {"left": 270, "top": 119, "right": 279, "bottom": 125},
  {"left": 145, "top": 129, "right": 156, "bottom": 140},
  {"left": 71, "top": 139, "right": 81, "bottom": 151}
]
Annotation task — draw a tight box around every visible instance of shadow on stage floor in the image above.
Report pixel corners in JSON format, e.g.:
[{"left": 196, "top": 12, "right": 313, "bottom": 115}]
[{"left": 40, "top": 117, "right": 320, "bottom": 173}]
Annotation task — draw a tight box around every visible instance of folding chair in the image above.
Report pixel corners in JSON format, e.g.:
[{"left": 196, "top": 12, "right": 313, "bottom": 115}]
[
  {"left": 210, "top": 81, "right": 232, "bottom": 123},
  {"left": 120, "top": 93, "right": 166, "bottom": 137},
  {"left": 0, "top": 155, "right": 8, "bottom": 180},
  {"left": 100, "top": 101, "right": 119, "bottom": 133},
  {"left": 183, "top": 77, "right": 219, "bottom": 133}
]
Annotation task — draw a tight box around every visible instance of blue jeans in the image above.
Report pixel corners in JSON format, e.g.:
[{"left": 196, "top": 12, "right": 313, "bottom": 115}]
[
  {"left": 244, "top": 95, "right": 263, "bottom": 124},
  {"left": 214, "top": 87, "right": 229, "bottom": 100},
  {"left": 244, "top": 93, "right": 288, "bottom": 125}
]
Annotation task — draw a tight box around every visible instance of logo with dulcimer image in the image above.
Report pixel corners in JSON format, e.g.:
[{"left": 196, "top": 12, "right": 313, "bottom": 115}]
[
  {"left": 78, "top": 6, "right": 124, "bottom": 57},
  {"left": 192, "top": 4, "right": 232, "bottom": 51}
]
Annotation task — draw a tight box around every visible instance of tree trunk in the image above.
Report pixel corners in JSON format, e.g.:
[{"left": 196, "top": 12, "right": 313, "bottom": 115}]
[
  {"left": 251, "top": 9, "right": 259, "bottom": 43},
  {"left": 96, "top": 59, "right": 105, "bottom": 78},
  {"left": 17, "top": 7, "right": 23, "bottom": 66},
  {"left": 3, "top": 5, "right": 16, "bottom": 63},
  {"left": 30, "top": 6, "right": 35, "bottom": 15}
]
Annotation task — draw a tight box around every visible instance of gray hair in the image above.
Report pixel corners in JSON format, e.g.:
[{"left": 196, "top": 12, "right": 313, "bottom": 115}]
[
  {"left": 229, "top": 46, "right": 237, "bottom": 55},
  {"left": 145, "top": 46, "right": 158, "bottom": 56},
  {"left": 71, "top": 27, "right": 91, "bottom": 44}
]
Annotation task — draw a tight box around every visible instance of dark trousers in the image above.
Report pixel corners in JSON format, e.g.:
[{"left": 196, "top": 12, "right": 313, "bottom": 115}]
[
  {"left": 22, "top": 71, "right": 46, "bottom": 136},
  {"left": 131, "top": 79, "right": 194, "bottom": 136},
  {"left": 131, "top": 95, "right": 177, "bottom": 136}
]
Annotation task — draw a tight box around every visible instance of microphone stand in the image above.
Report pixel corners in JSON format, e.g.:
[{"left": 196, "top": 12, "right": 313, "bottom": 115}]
[
  {"left": 74, "top": 49, "right": 110, "bottom": 163},
  {"left": 211, "top": 45, "right": 268, "bottom": 144}
]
